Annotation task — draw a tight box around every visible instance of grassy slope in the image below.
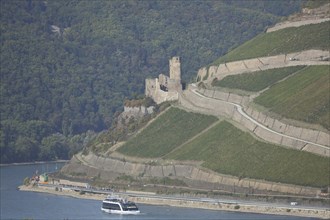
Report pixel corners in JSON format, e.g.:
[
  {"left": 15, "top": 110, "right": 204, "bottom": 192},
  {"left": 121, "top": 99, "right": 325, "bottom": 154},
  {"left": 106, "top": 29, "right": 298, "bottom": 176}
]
[
  {"left": 212, "top": 66, "right": 306, "bottom": 91},
  {"left": 254, "top": 65, "right": 330, "bottom": 130},
  {"left": 211, "top": 21, "right": 330, "bottom": 65},
  {"left": 166, "top": 121, "right": 329, "bottom": 187},
  {"left": 117, "top": 107, "right": 218, "bottom": 158}
]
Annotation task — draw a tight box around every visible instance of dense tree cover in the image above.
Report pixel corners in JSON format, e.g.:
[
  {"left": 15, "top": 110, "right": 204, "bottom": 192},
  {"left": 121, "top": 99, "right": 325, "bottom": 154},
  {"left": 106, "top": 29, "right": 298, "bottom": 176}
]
[{"left": 0, "top": 0, "right": 303, "bottom": 163}]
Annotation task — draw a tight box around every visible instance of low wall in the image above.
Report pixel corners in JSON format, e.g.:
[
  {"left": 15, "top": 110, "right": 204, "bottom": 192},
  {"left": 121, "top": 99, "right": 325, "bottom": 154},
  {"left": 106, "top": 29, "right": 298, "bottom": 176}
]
[{"left": 197, "top": 50, "right": 330, "bottom": 83}]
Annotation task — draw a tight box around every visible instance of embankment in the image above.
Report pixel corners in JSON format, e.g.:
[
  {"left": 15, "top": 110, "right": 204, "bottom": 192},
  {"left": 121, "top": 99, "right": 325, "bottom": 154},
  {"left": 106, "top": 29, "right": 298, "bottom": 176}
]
[
  {"left": 61, "top": 153, "right": 321, "bottom": 197},
  {"left": 18, "top": 184, "right": 329, "bottom": 219}
]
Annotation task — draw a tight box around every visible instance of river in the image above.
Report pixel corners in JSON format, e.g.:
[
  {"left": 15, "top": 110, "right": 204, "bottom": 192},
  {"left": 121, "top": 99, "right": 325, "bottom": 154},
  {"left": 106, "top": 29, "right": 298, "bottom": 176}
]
[{"left": 0, "top": 163, "right": 317, "bottom": 220}]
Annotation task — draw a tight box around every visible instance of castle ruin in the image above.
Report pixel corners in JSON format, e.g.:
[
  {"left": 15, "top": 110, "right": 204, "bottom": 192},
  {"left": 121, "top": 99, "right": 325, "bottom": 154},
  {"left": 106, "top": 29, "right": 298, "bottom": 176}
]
[{"left": 145, "top": 57, "right": 182, "bottom": 104}]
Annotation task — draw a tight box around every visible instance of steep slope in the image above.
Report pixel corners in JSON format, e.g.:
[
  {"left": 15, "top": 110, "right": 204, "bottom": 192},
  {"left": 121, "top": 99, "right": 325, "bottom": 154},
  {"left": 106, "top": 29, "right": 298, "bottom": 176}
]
[
  {"left": 117, "top": 107, "right": 218, "bottom": 157},
  {"left": 60, "top": 2, "right": 329, "bottom": 196},
  {"left": 254, "top": 66, "right": 329, "bottom": 129},
  {"left": 196, "top": 3, "right": 329, "bottom": 134},
  {"left": 1, "top": 0, "right": 301, "bottom": 163},
  {"left": 166, "top": 120, "right": 329, "bottom": 187},
  {"left": 211, "top": 21, "right": 329, "bottom": 64}
]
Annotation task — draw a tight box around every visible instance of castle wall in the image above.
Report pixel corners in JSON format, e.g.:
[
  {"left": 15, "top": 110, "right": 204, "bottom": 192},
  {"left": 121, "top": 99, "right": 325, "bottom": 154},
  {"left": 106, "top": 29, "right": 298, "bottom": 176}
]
[
  {"left": 153, "top": 90, "right": 179, "bottom": 104},
  {"left": 145, "top": 78, "right": 157, "bottom": 97},
  {"left": 158, "top": 74, "right": 169, "bottom": 86}
]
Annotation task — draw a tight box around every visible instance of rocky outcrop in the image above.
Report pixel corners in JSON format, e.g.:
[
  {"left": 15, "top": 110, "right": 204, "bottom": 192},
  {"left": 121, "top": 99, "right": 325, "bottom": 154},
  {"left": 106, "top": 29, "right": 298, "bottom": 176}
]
[
  {"left": 123, "top": 105, "right": 154, "bottom": 117},
  {"left": 116, "top": 105, "right": 154, "bottom": 128}
]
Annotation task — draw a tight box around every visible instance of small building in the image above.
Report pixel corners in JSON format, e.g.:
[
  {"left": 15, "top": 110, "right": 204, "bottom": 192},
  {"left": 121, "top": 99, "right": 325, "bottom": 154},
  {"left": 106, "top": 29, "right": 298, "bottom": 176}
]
[{"left": 39, "top": 173, "right": 48, "bottom": 184}]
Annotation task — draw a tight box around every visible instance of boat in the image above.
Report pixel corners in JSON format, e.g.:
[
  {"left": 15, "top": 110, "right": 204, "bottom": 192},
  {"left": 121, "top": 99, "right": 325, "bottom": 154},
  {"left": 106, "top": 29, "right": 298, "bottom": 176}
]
[{"left": 101, "top": 195, "right": 140, "bottom": 215}]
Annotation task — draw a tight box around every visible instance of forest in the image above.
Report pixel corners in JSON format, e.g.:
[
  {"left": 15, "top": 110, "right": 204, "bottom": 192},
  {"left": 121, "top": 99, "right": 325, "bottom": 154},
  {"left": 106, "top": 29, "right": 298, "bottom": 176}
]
[{"left": 0, "top": 0, "right": 303, "bottom": 163}]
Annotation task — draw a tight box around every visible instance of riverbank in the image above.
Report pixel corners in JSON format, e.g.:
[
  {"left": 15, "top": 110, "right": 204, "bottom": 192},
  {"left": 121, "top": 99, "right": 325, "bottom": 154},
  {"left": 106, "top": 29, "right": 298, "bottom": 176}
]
[
  {"left": 19, "top": 184, "right": 329, "bottom": 219},
  {"left": 0, "top": 160, "right": 68, "bottom": 167}
]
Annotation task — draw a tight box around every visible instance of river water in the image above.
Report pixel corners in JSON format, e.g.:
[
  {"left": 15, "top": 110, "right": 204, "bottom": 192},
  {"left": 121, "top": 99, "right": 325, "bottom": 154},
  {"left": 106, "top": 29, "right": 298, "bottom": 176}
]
[{"left": 0, "top": 163, "right": 317, "bottom": 220}]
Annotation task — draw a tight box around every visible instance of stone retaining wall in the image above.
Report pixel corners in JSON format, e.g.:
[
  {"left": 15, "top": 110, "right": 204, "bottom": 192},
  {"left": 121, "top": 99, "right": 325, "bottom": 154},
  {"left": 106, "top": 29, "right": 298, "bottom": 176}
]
[
  {"left": 179, "top": 87, "right": 329, "bottom": 157},
  {"left": 199, "top": 88, "right": 329, "bottom": 148},
  {"left": 61, "top": 153, "right": 320, "bottom": 196},
  {"left": 197, "top": 50, "right": 330, "bottom": 83}
]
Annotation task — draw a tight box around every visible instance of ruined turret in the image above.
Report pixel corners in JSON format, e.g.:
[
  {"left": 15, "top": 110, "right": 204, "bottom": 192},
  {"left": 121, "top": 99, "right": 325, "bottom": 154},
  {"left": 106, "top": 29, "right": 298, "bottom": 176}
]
[{"left": 145, "top": 57, "right": 182, "bottom": 104}]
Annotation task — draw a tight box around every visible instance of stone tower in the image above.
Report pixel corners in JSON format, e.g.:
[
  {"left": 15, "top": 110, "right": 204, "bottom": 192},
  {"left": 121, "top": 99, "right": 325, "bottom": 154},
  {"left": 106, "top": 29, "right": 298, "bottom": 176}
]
[
  {"left": 169, "top": 56, "right": 181, "bottom": 82},
  {"left": 145, "top": 56, "right": 182, "bottom": 104}
]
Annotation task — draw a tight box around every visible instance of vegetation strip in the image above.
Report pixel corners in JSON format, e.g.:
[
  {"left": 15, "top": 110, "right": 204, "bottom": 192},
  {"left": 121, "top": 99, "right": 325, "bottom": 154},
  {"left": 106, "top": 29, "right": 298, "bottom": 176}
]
[
  {"left": 166, "top": 121, "right": 330, "bottom": 187},
  {"left": 254, "top": 65, "right": 330, "bottom": 130},
  {"left": 212, "top": 66, "right": 306, "bottom": 92},
  {"left": 117, "top": 107, "right": 218, "bottom": 158},
  {"left": 212, "top": 21, "right": 330, "bottom": 65}
]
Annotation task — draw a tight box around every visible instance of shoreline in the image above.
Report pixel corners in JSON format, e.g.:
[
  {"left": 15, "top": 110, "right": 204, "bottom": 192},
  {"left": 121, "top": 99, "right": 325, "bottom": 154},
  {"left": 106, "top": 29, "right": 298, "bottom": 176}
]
[
  {"left": 19, "top": 184, "right": 329, "bottom": 219},
  {"left": 0, "top": 160, "right": 68, "bottom": 167}
]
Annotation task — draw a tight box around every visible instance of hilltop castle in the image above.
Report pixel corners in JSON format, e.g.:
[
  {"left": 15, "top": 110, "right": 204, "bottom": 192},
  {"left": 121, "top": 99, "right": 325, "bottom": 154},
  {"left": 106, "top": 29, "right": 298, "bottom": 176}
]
[{"left": 145, "top": 57, "right": 182, "bottom": 104}]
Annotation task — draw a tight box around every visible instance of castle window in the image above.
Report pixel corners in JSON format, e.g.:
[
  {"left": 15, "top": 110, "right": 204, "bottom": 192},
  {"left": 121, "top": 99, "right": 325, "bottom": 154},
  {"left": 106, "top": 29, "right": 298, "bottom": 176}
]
[{"left": 160, "top": 84, "right": 168, "bottom": 92}]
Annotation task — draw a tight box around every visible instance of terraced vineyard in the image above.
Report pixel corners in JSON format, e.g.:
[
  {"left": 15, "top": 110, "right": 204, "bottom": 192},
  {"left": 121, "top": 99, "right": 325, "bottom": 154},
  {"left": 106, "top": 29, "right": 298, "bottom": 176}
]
[
  {"left": 212, "top": 21, "right": 330, "bottom": 65},
  {"left": 166, "top": 121, "right": 330, "bottom": 187},
  {"left": 117, "top": 107, "right": 218, "bottom": 158},
  {"left": 212, "top": 66, "right": 306, "bottom": 91},
  {"left": 254, "top": 65, "right": 330, "bottom": 130},
  {"left": 116, "top": 105, "right": 329, "bottom": 187},
  {"left": 116, "top": 6, "right": 330, "bottom": 191}
]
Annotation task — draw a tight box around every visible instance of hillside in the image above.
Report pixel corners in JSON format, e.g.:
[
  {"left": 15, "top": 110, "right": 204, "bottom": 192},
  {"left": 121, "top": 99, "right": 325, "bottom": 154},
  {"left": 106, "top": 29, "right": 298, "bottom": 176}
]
[
  {"left": 211, "top": 66, "right": 305, "bottom": 91},
  {"left": 166, "top": 120, "right": 329, "bottom": 187},
  {"left": 0, "top": 0, "right": 304, "bottom": 164},
  {"left": 210, "top": 65, "right": 329, "bottom": 130},
  {"left": 211, "top": 20, "right": 330, "bottom": 65},
  {"left": 115, "top": 108, "right": 329, "bottom": 187},
  {"left": 254, "top": 66, "right": 329, "bottom": 130},
  {"left": 117, "top": 108, "right": 218, "bottom": 158},
  {"left": 197, "top": 3, "right": 330, "bottom": 132},
  {"left": 59, "top": 2, "right": 330, "bottom": 198}
]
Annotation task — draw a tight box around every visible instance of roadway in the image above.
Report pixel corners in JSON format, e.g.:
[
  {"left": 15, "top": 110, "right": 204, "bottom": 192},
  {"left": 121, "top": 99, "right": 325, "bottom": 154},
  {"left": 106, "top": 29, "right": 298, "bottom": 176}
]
[{"left": 38, "top": 182, "right": 329, "bottom": 212}]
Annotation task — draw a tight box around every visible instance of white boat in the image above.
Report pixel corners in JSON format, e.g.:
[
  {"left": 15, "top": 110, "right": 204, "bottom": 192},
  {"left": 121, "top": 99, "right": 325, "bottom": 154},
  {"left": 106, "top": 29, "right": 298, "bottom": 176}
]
[{"left": 101, "top": 195, "right": 140, "bottom": 215}]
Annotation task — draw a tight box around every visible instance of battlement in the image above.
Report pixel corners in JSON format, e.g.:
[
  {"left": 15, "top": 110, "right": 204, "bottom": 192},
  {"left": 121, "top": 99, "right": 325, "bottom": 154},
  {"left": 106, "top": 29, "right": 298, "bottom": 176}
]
[{"left": 145, "top": 57, "right": 182, "bottom": 104}]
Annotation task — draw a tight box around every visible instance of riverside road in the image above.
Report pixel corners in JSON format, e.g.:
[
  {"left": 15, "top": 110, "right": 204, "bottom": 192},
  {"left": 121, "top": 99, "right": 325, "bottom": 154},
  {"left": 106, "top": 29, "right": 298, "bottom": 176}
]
[{"left": 38, "top": 182, "right": 329, "bottom": 213}]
